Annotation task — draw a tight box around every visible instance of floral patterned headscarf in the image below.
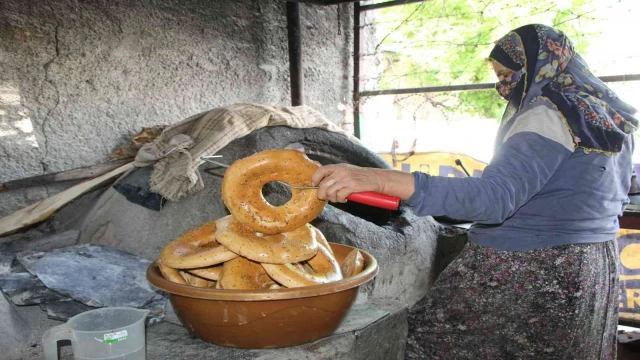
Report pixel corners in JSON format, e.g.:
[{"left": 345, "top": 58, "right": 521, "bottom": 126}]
[{"left": 489, "top": 24, "right": 637, "bottom": 154}]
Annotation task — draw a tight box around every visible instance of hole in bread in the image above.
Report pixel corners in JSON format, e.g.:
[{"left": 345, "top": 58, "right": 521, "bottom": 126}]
[{"left": 262, "top": 181, "right": 292, "bottom": 207}]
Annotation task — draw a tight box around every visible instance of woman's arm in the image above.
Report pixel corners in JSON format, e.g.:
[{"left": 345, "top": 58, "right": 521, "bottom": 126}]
[
  {"left": 312, "top": 105, "right": 574, "bottom": 224},
  {"left": 311, "top": 165, "right": 415, "bottom": 203},
  {"left": 405, "top": 131, "right": 570, "bottom": 223}
]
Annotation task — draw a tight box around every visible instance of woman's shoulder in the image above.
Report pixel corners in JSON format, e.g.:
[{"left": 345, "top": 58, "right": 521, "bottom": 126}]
[
  {"left": 516, "top": 96, "right": 564, "bottom": 122},
  {"left": 503, "top": 97, "right": 575, "bottom": 151}
]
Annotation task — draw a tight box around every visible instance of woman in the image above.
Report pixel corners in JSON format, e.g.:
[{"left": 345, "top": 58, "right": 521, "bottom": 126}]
[{"left": 312, "top": 24, "right": 638, "bottom": 359}]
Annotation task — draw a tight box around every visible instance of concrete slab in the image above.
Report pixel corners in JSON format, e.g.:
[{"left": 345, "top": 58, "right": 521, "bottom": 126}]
[
  {"left": 0, "top": 293, "right": 33, "bottom": 359},
  {"left": 0, "top": 272, "right": 67, "bottom": 305},
  {"left": 22, "top": 244, "right": 164, "bottom": 308},
  {"left": 1, "top": 230, "right": 79, "bottom": 253},
  {"left": 7, "top": 297, "right": 406, "bottom": 360}
]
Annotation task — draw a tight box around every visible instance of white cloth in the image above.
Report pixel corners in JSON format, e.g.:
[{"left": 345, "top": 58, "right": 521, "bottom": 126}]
[{"left": 134, "top": 103, "right": 356, "bottom": 201}]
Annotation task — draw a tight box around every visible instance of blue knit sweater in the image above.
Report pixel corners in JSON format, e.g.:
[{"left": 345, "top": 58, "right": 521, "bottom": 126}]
[{"left": 405, "top": 104, "right": 633, "bottom": 251}]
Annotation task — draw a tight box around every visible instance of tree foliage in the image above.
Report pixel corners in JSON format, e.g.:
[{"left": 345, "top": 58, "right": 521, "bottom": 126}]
[{"left": 371, "top": 0, "right": 608, "bottom": 120}]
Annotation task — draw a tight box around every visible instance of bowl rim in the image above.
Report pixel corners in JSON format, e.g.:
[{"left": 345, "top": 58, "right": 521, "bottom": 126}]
[{"left": 146, "top": 242, "right": 379, "bottom": 301}]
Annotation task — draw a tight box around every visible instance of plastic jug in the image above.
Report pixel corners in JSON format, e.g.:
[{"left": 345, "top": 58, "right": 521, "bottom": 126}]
[{"left": 42, "top": 307, "right": 149, "bottom": 360}]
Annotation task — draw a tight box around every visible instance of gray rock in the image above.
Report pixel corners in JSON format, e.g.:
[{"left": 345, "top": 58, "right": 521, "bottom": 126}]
[
  {"left": 142, "top": 297, "right": 168, "bottom": 326},
  {"left": 145, "top": 323, "right": 262, "bottom": 360},
  {"left": 0, "top": 253, "right": 14, "bottom": 274},
  {"left": 163, "top": 300, "right": 182, "bottom": 326},
  {"left": 27, "top": 244, "right": 164, "bottom": 307},
  {"left": 1, "top": 230, "right": 79, "bottom": 254},
  {"left": 0, "top": 272, "right": 67, "bottom": 305},
  {"left": 77, "top": 127, "right": 439, "bottom": 312},
  {"left": 0, "top": 229, "right": 51, "bottom": 248},
  {"left": 0, "top": 229, "right": 72, "bottom": 280},
  {"left": 16, "top": 251, "right": 44, "bottom": 275},
  {"left": 39, "top": 300, "right": 92, "bottom": 321},
  {"left": 313, "top": 205, "right": 438, "bottom": 311},
  {"left": 10, "top": 262, "right": 27, "bottom": 273},
  {"left": 433, "top": 225, "right": 468, "bottom": 280},
  {"left": 39, "top": 298, "right": 167, "bottom": 325},
  {"left": 333, "top": 304, "right": 388, "bottom": 334},
  {"left": 351, "top": 309, "right": 408, "bottom": 360},
  {"left": 0, "top": 292, "right": 33, "bottom": 359}
]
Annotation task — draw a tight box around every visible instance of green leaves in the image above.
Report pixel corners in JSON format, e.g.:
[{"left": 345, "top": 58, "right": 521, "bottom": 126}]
[
  {"left": 370, "top": 0, "right": 605, "bottom": 122},
  {"left": 457, "top": 90, "right": 507, "bottom": 120}
]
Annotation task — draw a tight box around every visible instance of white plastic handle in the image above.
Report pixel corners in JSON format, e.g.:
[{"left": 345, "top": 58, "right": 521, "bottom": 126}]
[{"left": 42, "top": 324, "right": 73, "bottom": 360}]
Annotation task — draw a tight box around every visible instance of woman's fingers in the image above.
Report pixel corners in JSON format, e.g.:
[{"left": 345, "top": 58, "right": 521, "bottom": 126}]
[
  {"left": 313, "top": 165, "right": 342, "bottom": 201},
  {"left": 311, "top": 165, "right": 337, "bottom": 187},
  {"left": 312, "top": 164, "right": 384, "bottom": 203},
  {"left": 336, "top": 187, "right": 353, "bottom": 203},
  {"left": 316, "top": 178, "right": 336, "bottom": 201},
  {"left": 325, "top": 180, "right": 348, "bottom": 203},
  {"left": 316, "top": 164, "right": 348, "bottom": 201},
  {"left": 313, "top": 164, "right": 415, "bottom": 202}
]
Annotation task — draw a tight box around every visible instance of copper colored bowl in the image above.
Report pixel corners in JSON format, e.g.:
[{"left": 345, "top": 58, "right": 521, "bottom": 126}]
[{"left": 146, "top": 243, "right": 378, "bottom": 349}]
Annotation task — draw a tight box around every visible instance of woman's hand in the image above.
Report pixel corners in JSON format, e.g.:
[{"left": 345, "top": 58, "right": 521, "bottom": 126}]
[
  {"left": 312, "top": 164, "right": 417, "bottom": 203},
  {"left": 311, "top": 164, "right": 383, "bottom": 203}
]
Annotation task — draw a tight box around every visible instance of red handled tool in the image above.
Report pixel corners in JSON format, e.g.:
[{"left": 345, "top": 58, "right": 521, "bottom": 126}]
[
  {"left": 201, "top": 156, "right": 401, "bottom": 210},
  {"left": 342, "top": 191, "right": 400, "bottom": 210},
  {"left": 277, "top": 183, "right": 400, "bottom": 210}
]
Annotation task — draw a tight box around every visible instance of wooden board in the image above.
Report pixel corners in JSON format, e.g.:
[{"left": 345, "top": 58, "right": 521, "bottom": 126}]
[
  {"left": 0, "top": 162, "right": 134, "bottom": 239},
  {"left": 0, "top": 159, "right": 131, "bottom": 192}
]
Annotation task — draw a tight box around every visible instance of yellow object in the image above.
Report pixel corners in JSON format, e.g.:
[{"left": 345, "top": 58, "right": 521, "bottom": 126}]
[
  {"left": 378, "top": 152, "right": 488, "bottom": 177},
  {"left": 616, "top": 228, "right": 640, "bottom": 323},
  {"left": 621, "top": 243, "right": 640, "bottom": 270}
]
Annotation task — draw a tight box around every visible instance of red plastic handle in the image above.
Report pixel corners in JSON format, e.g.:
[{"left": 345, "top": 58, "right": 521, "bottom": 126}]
[{"left": 346, "top": 192, "right": 400, "bottom": 210}]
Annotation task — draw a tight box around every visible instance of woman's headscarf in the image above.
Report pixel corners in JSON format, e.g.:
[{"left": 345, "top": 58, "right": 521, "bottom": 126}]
[{"left": 489, "top": 24, "right": 637, "bottom": 154}]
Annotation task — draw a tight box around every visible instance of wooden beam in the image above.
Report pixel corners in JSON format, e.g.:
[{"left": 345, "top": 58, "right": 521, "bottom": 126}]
[
  {"left": 353, "top": 1, "right": 362, "bottom": 138},
  {"left": 0, "top": 159, "right": 132, "bottom": 192},
  {"left": 0, "top": 162, "right": 133, "bottom": 238},
  {"left": 359, "top": 74, "right": 640, "bottom": 97},
  {"left": 287, "top": 1, "right": 304, "bottom": 106}
]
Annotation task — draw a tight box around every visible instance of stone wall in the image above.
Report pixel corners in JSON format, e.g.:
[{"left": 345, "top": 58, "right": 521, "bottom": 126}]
[{"left": 0, "top": 0, "right": 353, "bottom": 216}]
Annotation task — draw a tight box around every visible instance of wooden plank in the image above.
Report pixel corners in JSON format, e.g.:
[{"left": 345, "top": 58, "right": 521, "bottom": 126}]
[
  {"left": 0, "top": 162, "right": 134, "bottom": 238},
  {"left": 619, "top": 312, "right": 640, "bottom": 326},
  {"left": 620, "top": 214, "right": 640, "bottom": 230},
  {"left": 0, "top": 159, "right": 131, "bottom": 192}
]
